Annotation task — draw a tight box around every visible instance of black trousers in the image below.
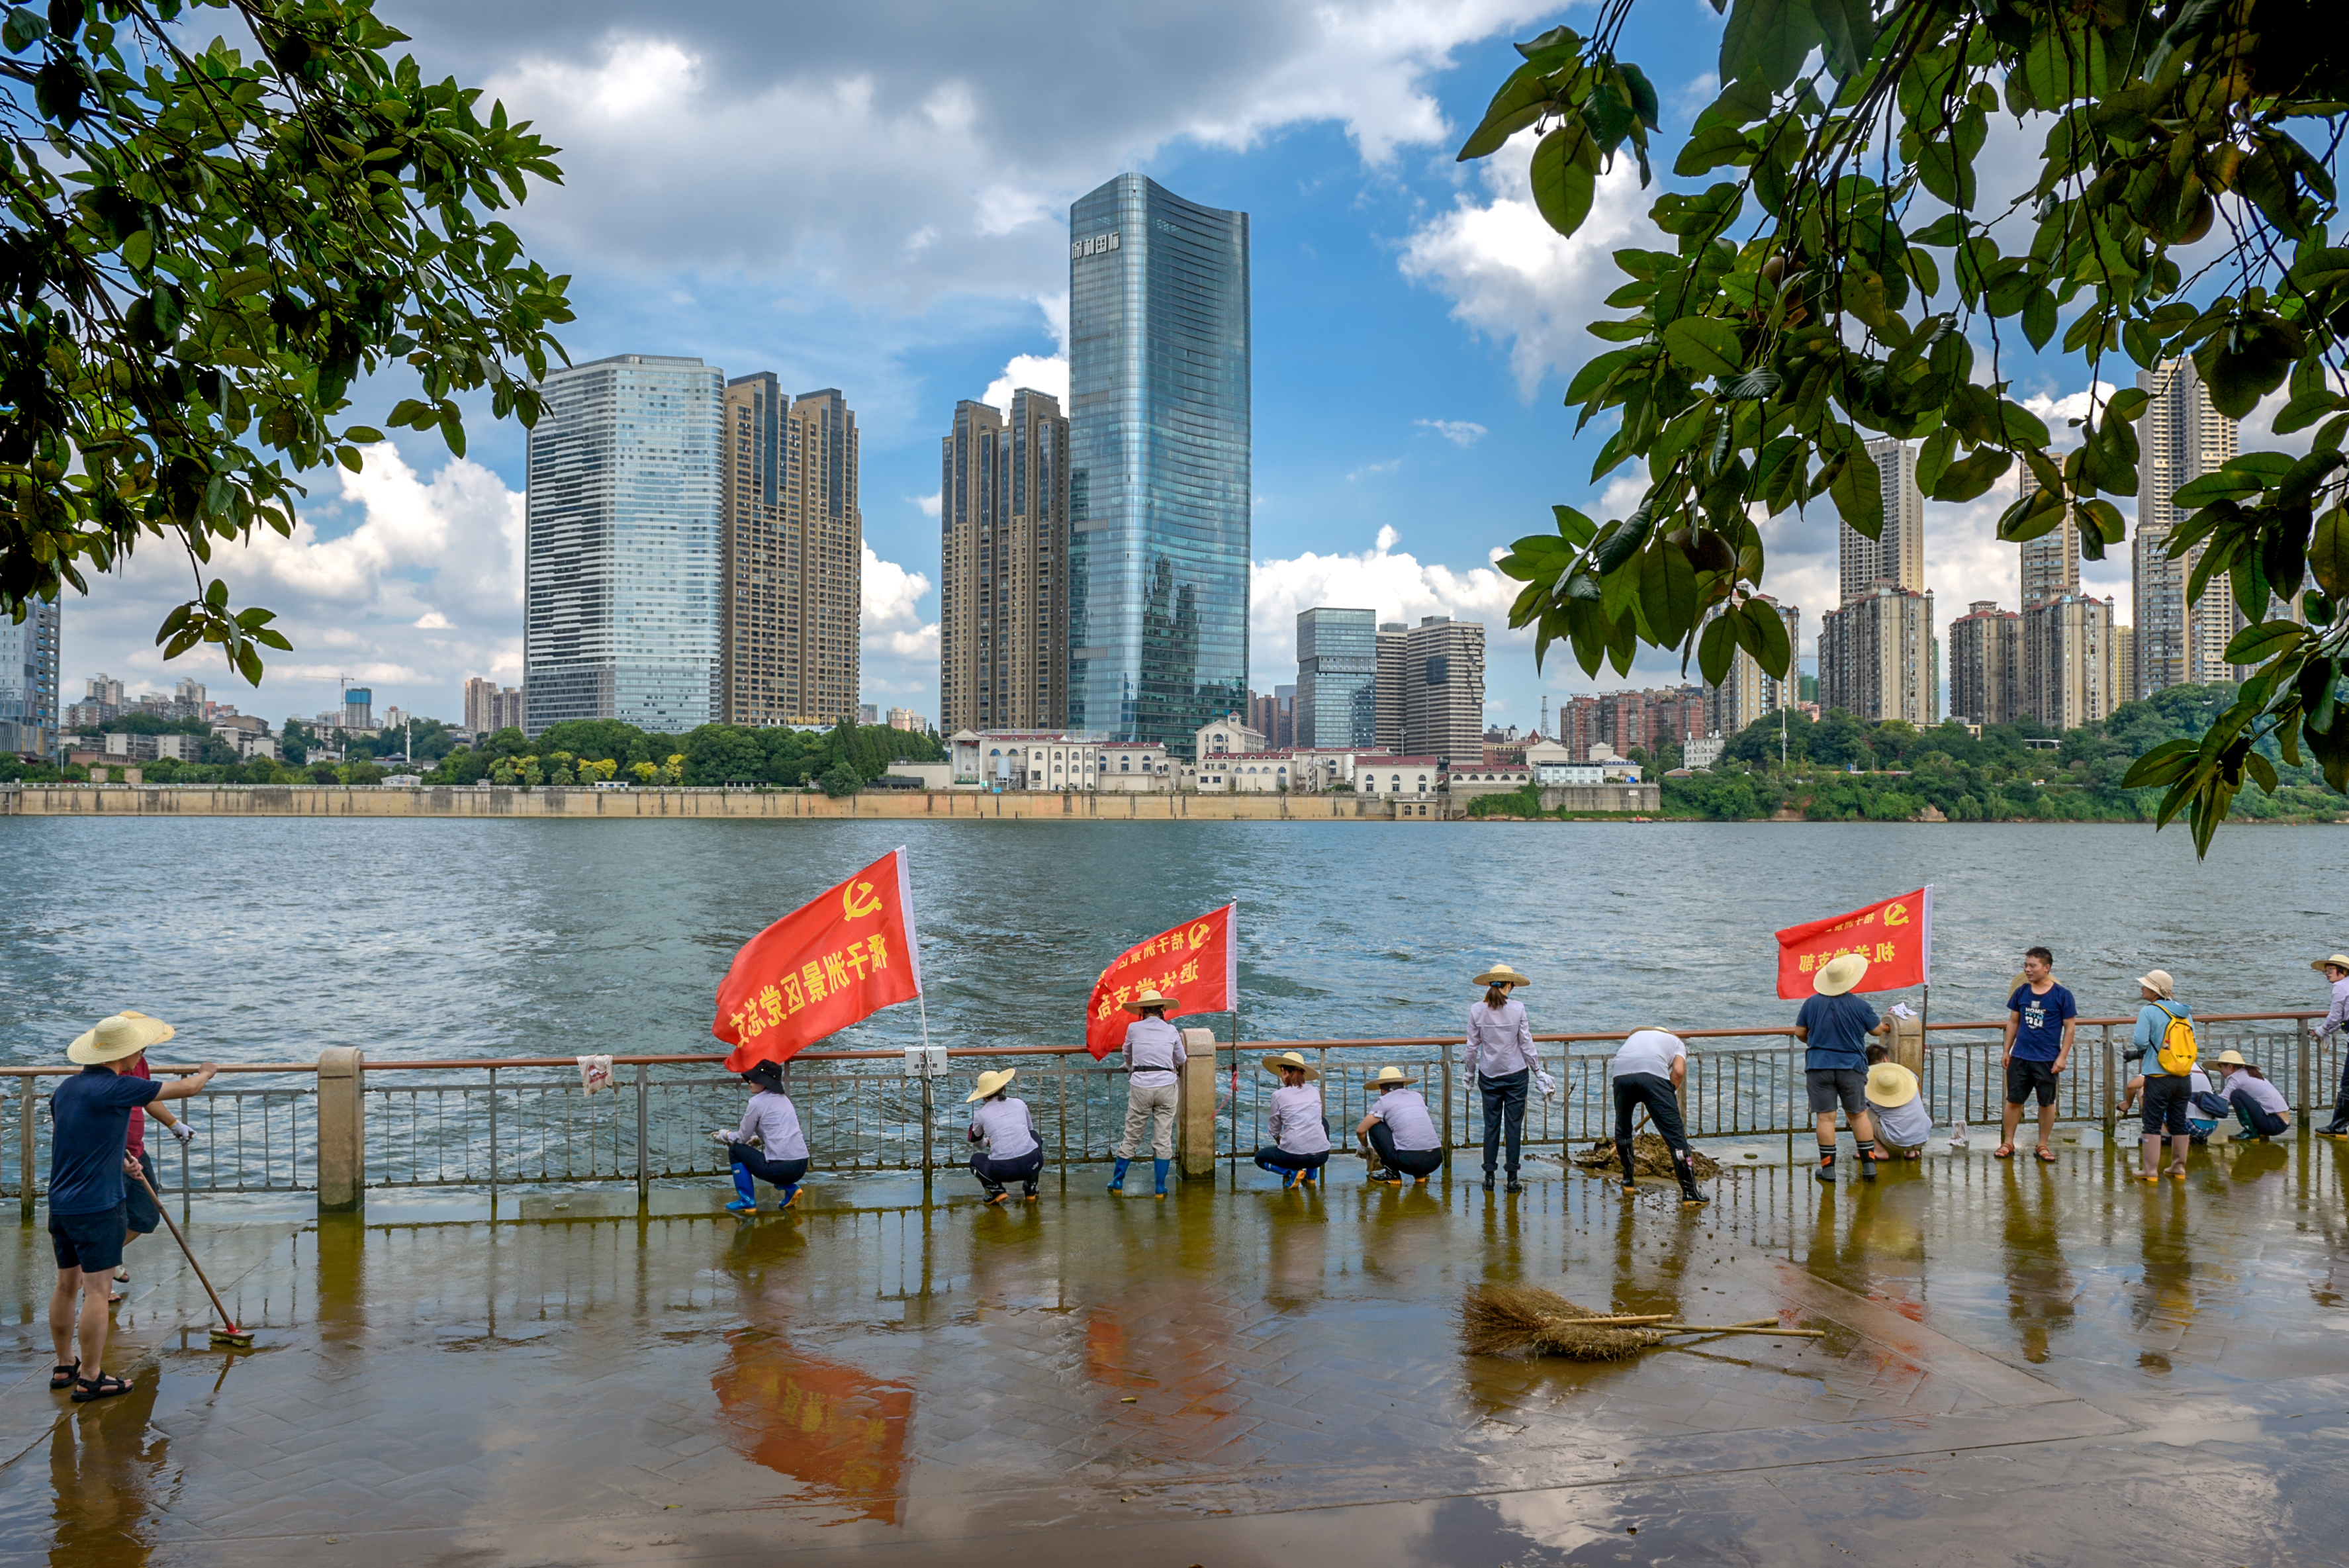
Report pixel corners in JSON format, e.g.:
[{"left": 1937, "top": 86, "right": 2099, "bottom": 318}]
[
  {"left": 970, "top": 1146, "right": 1044, "bottom": 1196},
  {"left": 1479, "top": 1069, "right": 1530, "bottom": 1176},
  {"left": 1612, "top": 1072, "right": 1692, "bottom": 1152},
  {"left": 729, "top": 1144, "right": 810, "bottom": 1188},
  {"left": 2330, "top": 1052, "right": 2349, "bottom": 1128},
  {"left": 1253, "top": 1145, "right": 1331, "bottom": 1173},
  {"left": 1367, "top": 1122, "right": 1445, "bottom": 1176},
  {"left": 2233, "top": 1099, "right": 2289, "bottom": 1139}
]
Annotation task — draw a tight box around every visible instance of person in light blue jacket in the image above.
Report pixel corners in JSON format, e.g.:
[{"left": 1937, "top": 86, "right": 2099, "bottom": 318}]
[{"left": 2131, "top": 970, "right": 2194, "bottom": 1181}]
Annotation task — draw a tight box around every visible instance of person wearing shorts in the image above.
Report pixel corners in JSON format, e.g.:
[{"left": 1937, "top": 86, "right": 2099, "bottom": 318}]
[
  {"left": 1794, "top": 952, "right": 1889, "bottom": 1184},
  {"left": 2000, "top": 947, "right": 2077, "bottom": 1162},
  {"left": 49, "top": 1013, "right": 216, "bottom": 1403},
  {"left": 1357, "top": 1066, "right": 1444, "bottom": 1185},
  {"left": 2131, "top": 970, "right": 2196, "bottom": 1180}
]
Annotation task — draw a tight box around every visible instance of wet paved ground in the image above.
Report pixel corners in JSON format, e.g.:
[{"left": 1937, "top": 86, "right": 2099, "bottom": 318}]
[{"left": 3, "top": 1136, "right": 2349, "bottom": 1565}]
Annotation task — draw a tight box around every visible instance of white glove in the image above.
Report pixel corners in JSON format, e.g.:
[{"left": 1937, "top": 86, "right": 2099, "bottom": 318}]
[
  {"left": 169, "top": 1122, "right": 197, "bottom": 1146},
  {"left": 707, "top": 1129, "right": 739, "bottom": 1145},
  {"left": 1536, "top": 1070, "right": 1557, "bottom": 1101}
]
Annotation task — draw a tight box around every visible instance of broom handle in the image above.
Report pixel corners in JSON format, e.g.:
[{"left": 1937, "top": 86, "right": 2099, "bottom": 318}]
[
  {"left": 1655, "top": 1324, "right": 1825, "bottom": 1337},
  {"left": 1546, "top": 1314, "right": 1675, "bottom": 1326},
  {"left": 135, "top": 1169, "right": 236, "bottom": 1332}
]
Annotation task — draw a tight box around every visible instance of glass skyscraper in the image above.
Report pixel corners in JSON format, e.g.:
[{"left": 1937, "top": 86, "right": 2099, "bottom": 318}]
[
  {"left": 1295, "top": 606, "right": 1377, "bottom": 749},
  {"left": 1066, "top": 173, "right": 1250, "bottom": 757},
  {"left": 0, "top": 595, "right": 60, "bottom": 755},
  {"left": 525, "top": 354, "right": 723, "bottom": 737}
]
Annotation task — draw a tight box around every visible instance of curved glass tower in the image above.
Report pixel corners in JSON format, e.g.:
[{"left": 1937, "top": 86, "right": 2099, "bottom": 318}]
[{"left": 1066, "top": 174, "right": 1250, "bottom": 756}]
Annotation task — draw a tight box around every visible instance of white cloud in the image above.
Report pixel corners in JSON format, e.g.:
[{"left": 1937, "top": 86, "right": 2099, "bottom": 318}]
[
  {"left": 1399, "top": 135, "right": 1660, "bottom": 396},
  {"left": 860, "top": 543, "right": 939, "bottom": 700},
  {"left": 1347, "top": 459, "right": 1403, "bottom": 481},
  {"left": 913, "top": 492, "right": 943, "bottom": 520},
  {"left": 1250, "top": 525, "right": 1522, "bottom": 682},
  {"left": 982, "top": 352, "right": 1071, "bottom": 414},
  {"left": 1415, "top": 418, "right": 1488, "bottom": 447}
]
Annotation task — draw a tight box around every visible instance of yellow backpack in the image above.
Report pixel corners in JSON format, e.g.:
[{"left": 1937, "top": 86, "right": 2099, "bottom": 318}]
[{"left": 2153, "top": 1003, "right": 2197, "bottom": 1075}]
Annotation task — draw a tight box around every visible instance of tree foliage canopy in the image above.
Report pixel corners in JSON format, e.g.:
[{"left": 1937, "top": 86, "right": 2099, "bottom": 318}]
[
  {"left": 1, "top": 0, "right": 569, "bottom": 680},
  {"left": 1473, "top": 0, "right": 2348, "bottom": 851}
]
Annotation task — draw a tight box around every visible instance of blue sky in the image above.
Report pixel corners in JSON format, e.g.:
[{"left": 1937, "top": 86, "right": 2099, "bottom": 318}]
[{"left": 66, "top": 0, "right": 2265, "bottom": 734}]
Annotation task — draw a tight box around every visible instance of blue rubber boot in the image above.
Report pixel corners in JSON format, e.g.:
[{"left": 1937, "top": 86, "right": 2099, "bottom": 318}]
[
  {"left": 1107, "top": 1157, "right": 1130, "bottom": 1193},
  {"left": 1153, "top": 1159, "right": 1171, "bottom": 1199},
  {"left": 779, "top": 1183, "right": 800, "bottom": 1210},
  {"left": 1279, "top": 1168, "right": 1299, "bottom": 1190},
  {"left": 726, "top": 1166, "right": 759, "bottom": 1213}
]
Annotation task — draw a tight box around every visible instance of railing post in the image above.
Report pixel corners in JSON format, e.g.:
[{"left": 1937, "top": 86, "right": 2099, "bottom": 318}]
[
  {"left": 1440, "top": 1056, "right": 1454, "bottom": 1170},
  {"left": 2297, "top": 1015, "right": 2312, "bottom": 1118},
  {"left": 316, "top": 1047, "right": 365, "bottom": 1213},
  {"left": 488, "top": 1066, "right": 498, "bottom": 1199},
  {"left": 920, "top": 1076, "right": 935, "bottom": 1195},
  {"left": 1176, "top": 1028, "right": 1217, "bottom": 1179},
  {"left": 2101, "top": 1027, "right": 2116, "bottom": 1141},
  {"left": 634, "top": 1062, "right": 649, "bottom": 1207},
  {"left": 19, "top": 1080, "right": 35, "bottom": 1222}
]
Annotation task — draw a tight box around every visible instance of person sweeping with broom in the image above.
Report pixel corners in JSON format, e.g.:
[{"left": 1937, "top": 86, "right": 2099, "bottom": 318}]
[
  {"left": 1606, "top": 1027, "right": 1709, "bottom": 1205},
  {"left": 49, "top": 1012, "right": 217, "bottom": 1403}
]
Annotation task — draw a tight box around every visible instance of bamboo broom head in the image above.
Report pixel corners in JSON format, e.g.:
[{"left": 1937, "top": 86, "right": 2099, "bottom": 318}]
[{"left": 1459, "top": 1283, "right": 1667, "bottom": 1361}]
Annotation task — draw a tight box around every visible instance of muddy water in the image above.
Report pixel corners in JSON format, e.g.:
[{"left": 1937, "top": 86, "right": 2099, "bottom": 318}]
[{"left": 2, "top": 816, "right": 2344, "bottom": 1065}]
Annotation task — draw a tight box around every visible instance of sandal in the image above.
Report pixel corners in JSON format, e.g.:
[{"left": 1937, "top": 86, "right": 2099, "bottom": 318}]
[
  {"left": 2035, "top": 1148, "right": 2058, "bottom": 1163},
  {"left": 70, "top": 1373, "right": 132, "bottom": 1404},
  {"left": 2167, "top": 1163, "right": 2188, "bottom": 1179},
  {"left": 1992, "top": 1144, "right": 2015, "bottom": 1159},
  {"left": 48, "top": 1361, "right": 79, "bottom": 1391}
]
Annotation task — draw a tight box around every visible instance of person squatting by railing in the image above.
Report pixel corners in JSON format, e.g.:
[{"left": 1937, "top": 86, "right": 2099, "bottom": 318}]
[
  {"left": 2315, "top": 953, "right": 2349, "bottom": 1138},
  {"left": 1862, "top": 1046, "right": 1929, "bottom": 1159},
  {"left": 2213, "top": 1051, "right": 2293, "bottom": 1140},
  {"left": 964, "top": 1069, "right": 1044, "bottom": 1205},
  {"left": 1794, "top": 952, "right": 1890, "bottom": 1183},
  {"left": 711, "top": 1061, "right": 809, "bottom": 1213},
  {"left": 1251, "top": 1052, "right": 1331, "bottom": 1189},
  {"left": 48, "top": 1013, "right": 217, "bottom": 1404},
  {"left": 1356, "top": 1066, "right": 1445, "bottom": 1185},
  {"left": 1605, "top": 1027, "right": 1709, "bottom": 1205},
  {"left": 1108, "top": 988, "right": 1183, "bottom": 1199},
  {"left": 1463, "top": 963, "right": 1555, "bottom": 1194}
]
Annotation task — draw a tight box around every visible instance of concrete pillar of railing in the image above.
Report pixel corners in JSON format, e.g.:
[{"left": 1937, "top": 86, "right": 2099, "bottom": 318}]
[
  {"left": 1176, "top": 1029, "right": 1219, "bottom": 1179},
  {"left": 1887, "top": 1011, "right": 1924, "bottom": 1075},
  {"left": 317, "top": 1046, "right": 366, "bottom": 1213}
]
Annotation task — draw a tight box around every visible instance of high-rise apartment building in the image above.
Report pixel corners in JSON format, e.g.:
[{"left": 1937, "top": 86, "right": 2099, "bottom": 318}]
[
  {"left": 939, "top": 391, "right": 1068, "bottom": 734},
  {"left": 1841, "top": 439, "right": 1925, "bottom": 602},
  {"left": 1947, "top": 601, "right": 2021, "bottom": 725},
  {"left": 720, "top": 375, "right": 862, "bottom": 727},
  {"left": 1066, "top": 173, "right": 1250, "bottom": 758},
  {"left": 1597, "top": 686, "right": 1706, "bottom": 757},
  {"left": 2023, "top": 593, "right": 2121, "bottom": 730},
  {"left": 1295, "top": 606, "right": 1378, "bottom": 750},
  {"left": 1375, "top": 622, "right": 1407, "bottom": 752},
  {"left": 525, "top": 353, "right": 723, "bottom": 737},
  {"left": 1401, "top": 617, "right": 1485, "bottom": 760},
  {"left": 2020, "top": 510, "right": 2080, "bottom": 608},
  {"left": 2114, "top": 626, "right": 2137, "bottom": 706},
  {"left": 464, "top": 677, "right": 526, "bottom": 735},
  {"left": 2135, "top": 357, "right": 2238, "bottom": 695},
  {"left": 1700, "top": 595, "right": 1800, "bottom": 737},
  {"left": 0, "top": 595, "right": 59, "bottom": 755},
  {"left": 1819, "top": 586, "right": 1937, "bottom": 724},
  {"left": 1247, "top": 686, "right": 1295, "bottom": 749}
]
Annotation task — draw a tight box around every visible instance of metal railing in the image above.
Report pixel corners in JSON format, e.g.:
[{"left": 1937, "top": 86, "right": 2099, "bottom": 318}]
[{"left": 1, "top": 1011, "right": 2332, "bottom": 1211}]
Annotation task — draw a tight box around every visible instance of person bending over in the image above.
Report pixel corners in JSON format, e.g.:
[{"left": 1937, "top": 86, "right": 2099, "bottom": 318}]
[
  {"left": 1863, "top": 1045, "right": 1931, "bottom": 1159},
  {"left": 1606, "top": 1028, "right": 1708, "bottom": 1203},
  {"left": 965, "top": 1068, "right": 1043, "bottom": 1205},
  {"left": 1356, "top": 1067, "right": 1446, "bottom": 1185},
  {"left": 712, "top": 1061, "right": 809, "bottom": 1213},
  {"left": 1254, "top": 1052, "right": 1331, "bottom": 1189}
]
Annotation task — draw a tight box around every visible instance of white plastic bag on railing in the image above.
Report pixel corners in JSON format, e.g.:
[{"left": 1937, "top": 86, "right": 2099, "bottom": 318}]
[{"left": 578, "top": 1054, "right": 616, "bottom": 1095}]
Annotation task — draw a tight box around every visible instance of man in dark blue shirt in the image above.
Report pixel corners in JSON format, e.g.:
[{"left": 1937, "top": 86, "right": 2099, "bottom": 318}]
[
  {"left": 1794, "top": 952, "right": 1891, "bottom": 1184},
  {"left": 2000, "top": 946, "right": 2078, "bottom": 1162},
  {"left": 49, "top": 1012, "right": 216, "bottom": 1403}
]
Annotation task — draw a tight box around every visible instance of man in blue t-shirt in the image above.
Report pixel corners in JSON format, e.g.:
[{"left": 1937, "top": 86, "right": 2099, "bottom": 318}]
[
  {"left": 1793, "top": 952, "right": 1891, "bottom": 1184},
  {"left": 48, "top": 1012, "right": 216, "bottom": 1403},
  {"left": 2000, "top": 946, "right": 2077, "bottom": 1162}
]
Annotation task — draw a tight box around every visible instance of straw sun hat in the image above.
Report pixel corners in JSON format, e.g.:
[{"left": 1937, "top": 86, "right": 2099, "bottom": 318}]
[
  {"left": 2138, "top": 970, "right": 2176, "bottom": 998},
  {"left": 68, "top": 1010, "right": 174, "bottom": 1066},
  {"left": 1261, "top": 1050, "right": 1319, "bottom": 1080},
  {"left": 1122, "top": 988, "right": 1179, "bottom": 1014},
  {"left": 1814, "top": 952, "right": 1869, "bottom": 997},
  {"left": 2213, "top": 1050, "right": 2251, "bottom": 1067},
  {"left": 1474, "top": 962, "right": 1531, "bottom": 988},
  {"left": 1865, "top": 1061, "right": 1919, "bottom": 1109},
  {"left": 1367, "top": 1066, "right": 1417, "bottom": 1090},
  {"left": 2313, "top": 954, "right": 2349, "bottom": 973},
  {"left": 965, "top": 1068, "right": 1017, "bottom": 1103}
]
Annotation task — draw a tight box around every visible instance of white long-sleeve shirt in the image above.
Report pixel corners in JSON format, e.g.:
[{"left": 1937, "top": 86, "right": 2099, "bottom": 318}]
[
  {"left": 1123, "top": 1016, "right": 1187, "bottom": 1087},
  {"left": 1462, "top": 999, "right": 1536, "bottom": 1080},
  {"left": 2319, "top": 976, "right": 2349, "bottom": 1040},
  {"left": 1364, "top": 1087, "right": 1441, "bottom": 1150},
  {"left": 967, "top": 1098, "right": 1038, "bottom": 1160},
  {"left": 1267, "top": 1084, "right": 1331, "bottom": 1154},
  {"left": 729, "top": 1090, "right": 809, "bottom": 1160}
]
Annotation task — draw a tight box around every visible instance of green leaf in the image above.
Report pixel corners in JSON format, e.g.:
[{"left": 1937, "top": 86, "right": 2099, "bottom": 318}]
[
  {"left": 2310, "top": 506, "right": 2349, "bottom": 600},
  {"left": 1720, "top": 0, "right": 1821, "bottom": 94},
  {"left": 1552, "top": 504, "right": 1597, "bottom": 547},
  {"left": 1662, "top": 316, "right": 1744, "bottom": 380},
  {"left": 2022, "top": 288, "right": 2056, "bottom": 349},
  {"left": 1674, "top": 124, "right": 1757, "bottom": 177},
  {"left": 3, "top": 5, "right": 47, "bottom": 51},
  {"left": 2121, "top": 737, "right": 2199, "bottom": 790},
  {"left": 1697, "top": 612, "right": 1736, "bottom": 686},
  {"left": 1744, "top": 596, "right": 1792, "bottom": 678},
  {"left": 1529, "top": 124, "right": 1599, "bottom": 237},
  {"left": 1458, "top": 62, "right": 1557, "bottom": 161},
  {"left": 2223, "top": 620, "right": 2308, "bottom": 667},
  {"left": 1828, "top": 441, "right": 1883, "bottom": 539},
  {"left": 1930, "top": 448, "right": 2012, "bottom": 503}
]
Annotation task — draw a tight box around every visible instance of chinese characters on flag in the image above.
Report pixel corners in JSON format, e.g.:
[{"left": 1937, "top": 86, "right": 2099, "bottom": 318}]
[
  {"left": 1774, "top": 886, "right": 1933, "bottom": 999},
  {"left": 714, "top": 849, "right": 925, "bottom": 1070},
  {"left": 1083, "top": 904, "right": 1238, "bottom": 1059}
]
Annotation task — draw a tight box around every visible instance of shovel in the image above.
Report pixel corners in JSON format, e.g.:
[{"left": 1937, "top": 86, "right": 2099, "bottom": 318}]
[{"left": 133, "top": 1169, "right": 253, "bottom": 1349}]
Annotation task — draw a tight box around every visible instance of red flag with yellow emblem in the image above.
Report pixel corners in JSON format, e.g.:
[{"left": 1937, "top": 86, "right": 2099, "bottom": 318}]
[
  {"left": 715, "top": 848, "right": 923, "bottom": 1070},
  {"left": 1773, "top": 886, "right": 1933, "bottom": 999},
  {"left": 1083, "top": 904, "right": 1237, "bottom": 1059}
]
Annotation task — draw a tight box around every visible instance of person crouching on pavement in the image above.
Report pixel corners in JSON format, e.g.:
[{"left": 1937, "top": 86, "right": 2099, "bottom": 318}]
[
  {"left": 1607, "top": 1027, "right": 1709, "bottom": 1204},
  {"left": 2213, "top": 1051, "right": 2293, "bottom": 1141},
  {"left": 1863, "top": 1046, "right": 1931, "bottom": 1159},
  {"left": 966, "top": 1068, "right": 1043, "bottom": 1205},
  {"left": 2314, "top": 954, "right": 2349, "bottom": 1137},
  {"left": 1356, "top": 1066, "right": 1445, "bottom": 1185},
  {"left": 1252, "top": 1052, "right": 1331, "bottom": 1189},
  {"left": 1465, "top": 962, "right": 1540, "bottom": 1194},
  {"left": 51, "top": 1012, "right": 217, "bottom": 1404},
  {"left": 1109, "top": 988, "right": 1186, "bottom": 1198},
  {"left": 1794, "top": 953, "right": 1890, "bottom": 1183},
  {"left": 710, "top": 1060, "right": 809, "bottom": 1213}
]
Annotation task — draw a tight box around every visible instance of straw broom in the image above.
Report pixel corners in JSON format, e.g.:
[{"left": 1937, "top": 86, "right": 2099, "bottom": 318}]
[{"left": 1460, "top": 1283, "right": 1823, "bottom": 1361}]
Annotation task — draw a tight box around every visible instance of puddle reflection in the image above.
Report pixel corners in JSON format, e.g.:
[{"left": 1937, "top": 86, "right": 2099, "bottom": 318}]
[{"left": 712, "top": 1328, "right": 913, "bottom": 1525}]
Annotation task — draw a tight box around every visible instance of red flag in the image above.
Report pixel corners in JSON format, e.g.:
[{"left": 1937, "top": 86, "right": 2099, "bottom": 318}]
[
  {"left": 715, "top": 849, "right": 924, "bottom": 1070},
  {"left": 1774, "top": 886, "right": 1933, "bottom": 999},
  {"left": 1083, "top": 904, "right": 1238, "bottom": 1060}
]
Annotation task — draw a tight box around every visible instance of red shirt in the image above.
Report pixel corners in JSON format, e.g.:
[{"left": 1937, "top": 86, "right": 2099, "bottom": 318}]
[{"left": 124, "top": 1054, "right": 150, "bottom": 1158}]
